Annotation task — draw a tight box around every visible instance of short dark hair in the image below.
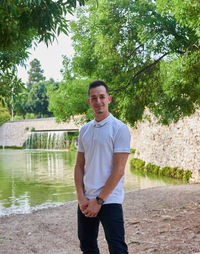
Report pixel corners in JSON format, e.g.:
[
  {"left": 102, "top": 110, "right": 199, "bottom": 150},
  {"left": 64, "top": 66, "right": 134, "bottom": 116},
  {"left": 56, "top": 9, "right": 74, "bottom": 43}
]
[{"left": 88, "top": 80, "right": 109, "bottom": 95}]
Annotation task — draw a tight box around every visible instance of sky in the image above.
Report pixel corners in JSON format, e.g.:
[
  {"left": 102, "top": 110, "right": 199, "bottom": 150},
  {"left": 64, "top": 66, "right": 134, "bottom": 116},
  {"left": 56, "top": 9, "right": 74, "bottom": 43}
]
[{"left": 17, "top": 31, "right": 74, "bottom": 83}]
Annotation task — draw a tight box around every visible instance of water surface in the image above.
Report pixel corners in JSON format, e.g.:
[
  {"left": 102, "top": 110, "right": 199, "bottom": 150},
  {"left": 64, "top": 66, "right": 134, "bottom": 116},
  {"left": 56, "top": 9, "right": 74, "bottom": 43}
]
[{"left": 0, "top": 150, "right": 183, "bottom": 216}]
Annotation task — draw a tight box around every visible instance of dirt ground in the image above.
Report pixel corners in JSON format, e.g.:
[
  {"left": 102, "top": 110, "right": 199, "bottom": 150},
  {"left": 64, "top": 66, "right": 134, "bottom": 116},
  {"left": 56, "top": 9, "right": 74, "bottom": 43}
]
[{"left": 0, "top": 184, "right": 200, "bottom": 254}]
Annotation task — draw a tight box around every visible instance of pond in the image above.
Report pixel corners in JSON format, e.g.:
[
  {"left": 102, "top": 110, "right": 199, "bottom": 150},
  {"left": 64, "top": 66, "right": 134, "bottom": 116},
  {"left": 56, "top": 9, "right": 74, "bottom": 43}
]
[{"left": 0, "top": 149, "right": 183, "bottom": 216}]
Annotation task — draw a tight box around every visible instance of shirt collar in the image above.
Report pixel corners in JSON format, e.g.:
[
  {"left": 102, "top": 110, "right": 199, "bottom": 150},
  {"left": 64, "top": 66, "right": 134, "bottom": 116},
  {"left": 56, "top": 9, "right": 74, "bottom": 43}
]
[{"left": 93, "top": 114, "right": 112, "bottom": 128}]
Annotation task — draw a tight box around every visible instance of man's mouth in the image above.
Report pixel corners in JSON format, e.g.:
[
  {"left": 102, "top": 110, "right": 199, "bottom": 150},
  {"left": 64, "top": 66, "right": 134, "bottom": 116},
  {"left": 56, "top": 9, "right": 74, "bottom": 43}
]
[{"left": 96, "top": 105, "right": 102, "bottom": 109}]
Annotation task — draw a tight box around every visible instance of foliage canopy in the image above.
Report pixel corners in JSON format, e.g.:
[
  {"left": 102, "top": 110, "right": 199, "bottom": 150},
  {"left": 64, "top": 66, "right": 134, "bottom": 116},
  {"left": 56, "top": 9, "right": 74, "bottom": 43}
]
[
  {"left": 0, "top": 99, "right": 11, "bottom": 126},
  {"left": 27, "top": 58, "right": 45, "bottom": 90},
  {"left": 53, "top": 0, "right": 200, "bottom": 126},
  {"left": 0, "top": 0, "right": 87, "bottom": 99},
  {"left": 47, "top": 76, "right": 90, "bottom": 122}
]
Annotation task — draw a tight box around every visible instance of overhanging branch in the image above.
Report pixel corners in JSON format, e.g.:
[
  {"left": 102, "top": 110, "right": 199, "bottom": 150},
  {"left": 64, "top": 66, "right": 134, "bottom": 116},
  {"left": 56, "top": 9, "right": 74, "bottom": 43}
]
[{"left": 111, "top": 52, "right": 169, "bottom": 94}]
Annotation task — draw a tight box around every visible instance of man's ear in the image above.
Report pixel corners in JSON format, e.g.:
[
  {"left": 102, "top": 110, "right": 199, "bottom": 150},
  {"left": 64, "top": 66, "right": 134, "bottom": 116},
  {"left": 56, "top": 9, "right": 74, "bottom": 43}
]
[
  {"left": 88, "top": 98, "right": 91, "bottom": 106},
  {"left": 108, "top": 95, "right": 112, "bottom": 104}
]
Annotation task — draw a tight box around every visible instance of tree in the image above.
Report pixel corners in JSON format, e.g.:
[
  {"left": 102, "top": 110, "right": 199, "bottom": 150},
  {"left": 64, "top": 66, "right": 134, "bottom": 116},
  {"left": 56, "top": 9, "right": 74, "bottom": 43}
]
[
  {"left": 0, "top": 0, "right": 87, "bottom": 99},
  {"left": 153, "top": 0, "right": 200, "bottom": 123},
  {"left": 26, "top": 80, "right": 54, "bottom": 117},
  {"left": 0, "top": 98, "right": 11, "bottom": 126},
  {"left": 0, "top": 68, "right": 24, "bottom": 100},
  {"left": 156, "top": 0, "right": 200, "bottom": 37},
  {"left": 48, "top": 77, "right": 90, "bottom": 122},
  {"left": 0, "top": 0, "right": 87, "bottom": 64},
  {"left": 4, "top": 58, "right": 46, "bottom": 119},
  {"left": 63, "top": 0, "right": 199, "bottom": 126},
  {"left": 25, "top": 83, "right": 46, "bottom": 117},
  {"left": 48, "top": 56, "right": 93, "bottom": 123},
  {"left": 27, "top": 58, "right": 45, "bottom": 90},
  {"left": 13, "top": 89, "right": 29, "bottom": 119}
]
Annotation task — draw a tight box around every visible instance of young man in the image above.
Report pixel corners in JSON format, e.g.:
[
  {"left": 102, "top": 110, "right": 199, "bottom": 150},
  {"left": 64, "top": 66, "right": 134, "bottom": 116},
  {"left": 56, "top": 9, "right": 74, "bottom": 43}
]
[{"left": 74, "top": 80, "right": 130, "bottom": 254}]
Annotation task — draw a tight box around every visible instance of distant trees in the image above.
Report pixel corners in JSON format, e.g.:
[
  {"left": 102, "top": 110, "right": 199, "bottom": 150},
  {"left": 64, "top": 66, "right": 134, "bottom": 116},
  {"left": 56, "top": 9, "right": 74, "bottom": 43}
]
[
  {"left": 0, "top": 0, "right": 88, "bottom": 124},
  {"left": 27, "top": 59, "right": 45, "bottom": 91},
  {"left": 49, "top": 0, "right": 200, "bottom": 126},
  {"left": 48, "top": 77, "right": 90, "bottom": 122},
  {"left": 13, "top": 59, "right": 54, "bottom": 119},
  {"left": 0, "top": 0, "right": 87, "bottom": 114},
  {"left": 0, "top": 99, "right": 10, "bottom": 126},
  {"left": 13, "top": 92, "right": 28, "bottom": 119},
  {"left": 48, "top": 57, "right": 90, "bottom": 122},
  {"left": 26, "top": 79, "right": 56, "bottom": 117}
]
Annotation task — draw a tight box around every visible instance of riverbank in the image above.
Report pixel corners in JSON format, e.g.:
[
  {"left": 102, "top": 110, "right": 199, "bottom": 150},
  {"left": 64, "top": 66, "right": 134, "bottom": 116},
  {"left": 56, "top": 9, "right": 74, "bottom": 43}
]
[{"left": 0, "top": 184, "right": 200, "bottom": 254}]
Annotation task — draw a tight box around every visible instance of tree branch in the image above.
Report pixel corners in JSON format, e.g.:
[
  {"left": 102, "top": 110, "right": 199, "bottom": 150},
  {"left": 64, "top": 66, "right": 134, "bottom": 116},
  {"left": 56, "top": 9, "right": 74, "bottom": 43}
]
[
  {"left": 126, "top": 44, "right": 144, "bottom": 59},
  {"left": 111, "top": 52, "right": 169, "bottom": 94}
]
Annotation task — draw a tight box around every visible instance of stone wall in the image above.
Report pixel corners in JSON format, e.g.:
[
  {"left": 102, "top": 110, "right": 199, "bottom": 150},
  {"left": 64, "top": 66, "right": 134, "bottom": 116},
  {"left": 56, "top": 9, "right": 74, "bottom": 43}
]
[
  {"left": 129, "top": 109, "right": 200, "bottom": 183},
  {"left": 0, "top": 117, "right": 81, "bottom": 148},
  {"left": 0, "top": 112, "right": 200, "bottom": 182}
]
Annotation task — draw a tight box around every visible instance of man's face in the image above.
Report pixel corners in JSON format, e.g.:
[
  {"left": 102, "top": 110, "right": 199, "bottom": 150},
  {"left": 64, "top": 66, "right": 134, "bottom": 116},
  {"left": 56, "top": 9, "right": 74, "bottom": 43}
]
[{"left": 88, "top": 86, "right": 112, "bottom": 117}]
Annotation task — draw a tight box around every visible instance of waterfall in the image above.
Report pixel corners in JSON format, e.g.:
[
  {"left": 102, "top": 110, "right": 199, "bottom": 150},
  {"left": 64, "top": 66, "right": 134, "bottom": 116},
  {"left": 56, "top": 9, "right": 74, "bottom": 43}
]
[{"left": 25, "top": 131, "right": 72, "bottom": 150}]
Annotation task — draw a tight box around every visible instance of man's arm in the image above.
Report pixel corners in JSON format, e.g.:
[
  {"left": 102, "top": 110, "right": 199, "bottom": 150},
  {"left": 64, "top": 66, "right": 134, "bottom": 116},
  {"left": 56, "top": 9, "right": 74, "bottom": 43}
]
[
  {"left": 74, "top": 152, "right": 88, "bottom": 212},
  {"left": 83, "top": 153, "right": 129, "bottom": 218},
  {"left": 98, "top": 152, "right": 129, "bottom": 200}
]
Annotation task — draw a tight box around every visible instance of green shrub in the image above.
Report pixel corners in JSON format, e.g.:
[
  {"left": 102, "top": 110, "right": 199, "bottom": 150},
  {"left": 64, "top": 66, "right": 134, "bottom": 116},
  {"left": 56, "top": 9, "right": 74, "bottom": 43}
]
[
  {"left": 25, "top": 113, "right": 35, "bottom": 119},
  {"left": 13, "top": 115, "right": 23, "bottom": 121},
  {"left": 145, "top": 163, "right": 160, "bottom": 174},
  {"left": 68, "top": 131, "right": 79, "bottom": 140},
  {"left": 183, "top": 170, "right": 192, "bottom": 182},
  {"left": 68, "top": 131, "right": 79, "bottom": 150},
  {"left": 130, "top": 158, "right": 145, "bottom": 171},
  {"left": 130, "top": 157, "right": 192, "bottom": 182},
  {"left": 176, "top": 169, "right": 184, "bottom": 179},
  {"left": 130, "top": 149, "right": 136, "bottom": 155},
  {"left": 169, "top": 167, "right": 178, "bottom": 178},
  {"left": 160, "top": 166, "right": 170, "bottom": 176}
]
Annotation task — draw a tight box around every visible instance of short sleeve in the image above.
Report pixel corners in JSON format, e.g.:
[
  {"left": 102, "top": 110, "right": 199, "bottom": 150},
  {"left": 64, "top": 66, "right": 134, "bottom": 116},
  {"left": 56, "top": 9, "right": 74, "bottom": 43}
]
[
  {"left": 78, "top": 127, "right": 85, "bottom": 153},
  {"left": 113, "top": 124, "right": 130, "bottom": 153}
]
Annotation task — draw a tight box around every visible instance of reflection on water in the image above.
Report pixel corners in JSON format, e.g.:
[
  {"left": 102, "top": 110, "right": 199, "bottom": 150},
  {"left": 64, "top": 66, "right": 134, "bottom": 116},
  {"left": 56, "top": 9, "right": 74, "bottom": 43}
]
[
  {"left": 0, "top": 150, "right": 77, "bottom": 216},
  {"left": 0, "top": 150, "right": 183, "bottom": 216},
  {"left": 124, "top": 155, "right": 183, "bottom": 191}
]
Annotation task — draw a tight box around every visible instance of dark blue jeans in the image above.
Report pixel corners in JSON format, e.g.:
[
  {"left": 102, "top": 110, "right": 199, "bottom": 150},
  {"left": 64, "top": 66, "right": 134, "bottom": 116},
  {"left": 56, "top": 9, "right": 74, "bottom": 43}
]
[{"left": 78, "top": 203, "right": 128, "bottom": 254}]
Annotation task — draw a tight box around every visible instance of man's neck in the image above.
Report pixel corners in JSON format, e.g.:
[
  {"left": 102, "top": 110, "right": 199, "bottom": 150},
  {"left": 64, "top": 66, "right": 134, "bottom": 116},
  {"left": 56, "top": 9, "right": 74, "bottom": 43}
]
[{"left": 95, "top": 112, "right": 110, "bottom": 122}]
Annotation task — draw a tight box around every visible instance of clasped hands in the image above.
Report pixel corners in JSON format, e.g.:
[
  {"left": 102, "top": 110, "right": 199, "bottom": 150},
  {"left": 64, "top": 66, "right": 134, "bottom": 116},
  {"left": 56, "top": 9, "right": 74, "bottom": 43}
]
[{"left": 79, "top": 198, "right": 102, "bottom": 218}]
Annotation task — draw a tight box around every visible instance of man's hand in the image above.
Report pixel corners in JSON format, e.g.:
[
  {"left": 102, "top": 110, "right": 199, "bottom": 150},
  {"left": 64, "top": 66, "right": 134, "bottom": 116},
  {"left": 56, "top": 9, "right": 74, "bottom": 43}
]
[
  {"left": 79, "top": 197, "right": 89, "bottom": 213},
  {"left": 82, "top": 199, "right": 102, "bottom": 218}
]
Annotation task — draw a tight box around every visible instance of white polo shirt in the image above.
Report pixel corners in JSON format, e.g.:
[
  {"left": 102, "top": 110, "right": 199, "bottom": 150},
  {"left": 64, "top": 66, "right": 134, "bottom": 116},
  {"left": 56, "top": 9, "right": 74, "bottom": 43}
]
[{"left": 78, "top": 114, "right": 130, "bottom": 204}]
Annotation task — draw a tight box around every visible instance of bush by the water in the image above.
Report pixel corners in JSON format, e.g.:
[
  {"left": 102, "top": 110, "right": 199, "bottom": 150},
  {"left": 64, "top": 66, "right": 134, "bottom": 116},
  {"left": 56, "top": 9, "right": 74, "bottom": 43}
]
[
  {"left": 130, "top": 149, "right": 136, "bottom": 155},
  {"left": 130, "top": 158, "right": 192, "bottom": 182}
]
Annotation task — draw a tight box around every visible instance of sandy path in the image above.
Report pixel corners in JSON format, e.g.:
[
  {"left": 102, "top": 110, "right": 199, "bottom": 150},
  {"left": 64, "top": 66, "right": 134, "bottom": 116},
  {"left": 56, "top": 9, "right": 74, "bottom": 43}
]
[{"left": 0, "top": 184, "right": 200, "bottom": 254}]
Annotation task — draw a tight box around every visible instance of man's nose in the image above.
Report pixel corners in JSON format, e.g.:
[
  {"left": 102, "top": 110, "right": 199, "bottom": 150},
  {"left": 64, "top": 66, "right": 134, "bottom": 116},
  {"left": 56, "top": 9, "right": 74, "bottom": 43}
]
[{"left": 96, "top": 97, "right": 101, "bottom": 103}]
